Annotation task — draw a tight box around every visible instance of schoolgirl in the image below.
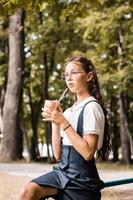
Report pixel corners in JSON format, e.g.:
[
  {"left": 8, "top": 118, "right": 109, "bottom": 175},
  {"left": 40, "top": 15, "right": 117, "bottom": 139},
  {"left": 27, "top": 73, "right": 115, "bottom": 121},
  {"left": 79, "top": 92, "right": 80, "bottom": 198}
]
[{"left": 20, "top": 56, "right": 110, "bottom": 200}]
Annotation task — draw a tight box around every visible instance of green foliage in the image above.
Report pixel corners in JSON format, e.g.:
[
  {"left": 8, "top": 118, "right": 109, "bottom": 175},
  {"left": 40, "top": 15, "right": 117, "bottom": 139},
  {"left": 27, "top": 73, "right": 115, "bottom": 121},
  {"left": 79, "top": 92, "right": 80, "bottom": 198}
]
[
  {"left": 20, "top": 1, "right": 86, "bottom": 142},
  {"left": 0, "top": 0, "right": 81, "bottom": 15},
  {"left": 81, "top": 1, "right": 133, "bottom": 96},
  {"left": 0, "top": 0, "right": 133, "bottom": 160}
]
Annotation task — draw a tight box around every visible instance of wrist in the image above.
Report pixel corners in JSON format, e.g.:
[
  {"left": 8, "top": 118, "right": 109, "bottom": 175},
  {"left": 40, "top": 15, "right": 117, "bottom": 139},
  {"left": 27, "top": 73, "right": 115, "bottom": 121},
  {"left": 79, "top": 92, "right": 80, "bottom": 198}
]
[
  {"left": 61, "top": 120, "right": 70, "bottom": 130},
  {"left": 63, "top": 124, "right": 71, "bottom": 131},
  {"left": 52, "top": 123, "right": 60, "bottom": 130}
]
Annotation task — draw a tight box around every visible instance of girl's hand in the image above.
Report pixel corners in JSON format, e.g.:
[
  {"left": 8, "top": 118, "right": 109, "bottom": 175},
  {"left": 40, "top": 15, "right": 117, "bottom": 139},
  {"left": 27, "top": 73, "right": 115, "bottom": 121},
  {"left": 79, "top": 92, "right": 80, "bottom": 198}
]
[
  {"left": 42, "top": 100, "right": 58, "bottom": 119},
  {"left": 41, "top": 100, "right": 66, "bottom": 126},
  {"left": 50, "top": 110, "right": 67, "bottom": 126}
]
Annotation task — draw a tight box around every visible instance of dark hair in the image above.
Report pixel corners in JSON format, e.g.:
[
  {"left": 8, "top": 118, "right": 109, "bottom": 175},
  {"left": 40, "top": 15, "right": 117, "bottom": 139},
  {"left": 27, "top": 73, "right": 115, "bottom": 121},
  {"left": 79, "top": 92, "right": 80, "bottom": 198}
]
[{"left": 66, "top": 56, "right": 111, "bottom": 161}]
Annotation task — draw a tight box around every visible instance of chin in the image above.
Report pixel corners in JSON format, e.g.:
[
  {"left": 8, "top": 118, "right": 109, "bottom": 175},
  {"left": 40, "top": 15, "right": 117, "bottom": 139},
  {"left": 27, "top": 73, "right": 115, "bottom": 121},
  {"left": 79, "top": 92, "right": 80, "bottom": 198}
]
[{"left": 69, "top": 88, "right": 76, "bottom": 93}]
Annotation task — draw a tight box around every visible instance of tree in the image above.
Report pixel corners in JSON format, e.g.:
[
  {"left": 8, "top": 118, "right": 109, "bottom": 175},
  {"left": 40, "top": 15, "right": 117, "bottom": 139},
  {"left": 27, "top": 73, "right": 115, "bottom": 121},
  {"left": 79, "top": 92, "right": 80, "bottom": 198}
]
[
  {"left": 0, "top": 14, "right": 8, "bottom": 137},
  {"left": 0, "top": 8, "right": 25, "bottom": 161},
  {"left": 0, "top": 0, "right": 132, "bottom": 163},
  {"left": 22, "top": 2, "right": 85, "bottom": 161},
  {"left": 81, "top": 0, "right": 133, "bottom": 163}
]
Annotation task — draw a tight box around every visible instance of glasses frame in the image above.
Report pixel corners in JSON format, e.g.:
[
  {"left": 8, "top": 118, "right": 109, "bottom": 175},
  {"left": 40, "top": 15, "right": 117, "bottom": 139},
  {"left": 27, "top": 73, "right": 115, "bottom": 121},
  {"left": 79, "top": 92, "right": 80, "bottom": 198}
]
[{"left": 61, "top": 71, "right": 85, "bottom": 81}]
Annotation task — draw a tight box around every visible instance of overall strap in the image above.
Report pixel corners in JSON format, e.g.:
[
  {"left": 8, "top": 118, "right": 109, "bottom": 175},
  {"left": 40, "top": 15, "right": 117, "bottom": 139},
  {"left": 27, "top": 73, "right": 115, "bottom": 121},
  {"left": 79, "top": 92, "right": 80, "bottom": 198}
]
[{"left": 77, "top": 100, "right": 99, "bottom": 136}]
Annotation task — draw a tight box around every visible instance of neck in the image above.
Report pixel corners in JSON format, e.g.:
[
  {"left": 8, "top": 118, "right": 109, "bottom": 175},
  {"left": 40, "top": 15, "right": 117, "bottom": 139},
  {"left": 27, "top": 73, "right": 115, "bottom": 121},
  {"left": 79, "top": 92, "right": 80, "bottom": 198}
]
[{"left": 76, "top": 92, "right": 91, "bottom": 104}]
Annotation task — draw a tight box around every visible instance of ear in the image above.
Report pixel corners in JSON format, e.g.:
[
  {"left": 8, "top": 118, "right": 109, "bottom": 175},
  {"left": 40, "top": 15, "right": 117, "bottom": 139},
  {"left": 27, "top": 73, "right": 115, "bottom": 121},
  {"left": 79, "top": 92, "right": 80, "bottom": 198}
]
[{"left": 86, "top": 72, "right": 93, "bottom": 82}]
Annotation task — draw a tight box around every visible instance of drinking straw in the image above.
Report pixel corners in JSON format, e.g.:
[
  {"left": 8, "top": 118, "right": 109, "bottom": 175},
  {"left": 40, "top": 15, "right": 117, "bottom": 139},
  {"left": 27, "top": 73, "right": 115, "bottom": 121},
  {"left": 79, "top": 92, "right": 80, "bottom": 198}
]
[{"left": 58, "top": 88, "right": 68, "bottom": 102}]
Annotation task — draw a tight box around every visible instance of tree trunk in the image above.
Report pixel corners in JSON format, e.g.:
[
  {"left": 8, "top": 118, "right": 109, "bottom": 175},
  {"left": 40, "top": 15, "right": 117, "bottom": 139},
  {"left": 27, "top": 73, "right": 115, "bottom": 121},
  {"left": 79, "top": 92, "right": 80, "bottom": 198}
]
[
  {"left": 0, "top": 9, "right": 25, "bottom": 161},
  {"left": 19, "top": 112, "right": 31, "bottom": 162},
  {"left": 110, "top": 96, "right": 120, "bottom": 162},
  {"left": 0, "top": 85, "right": 6, "bottom": 135},
  {"left": 117, "top": 29, "right": 132, "bottom": 163},
  {"left": 0, "top": 15, "right": 8, "bottom": 137},
  {"left": 43, "top": 52, "right": 51, "bottom": 162},
  {"left": 112, "top": 122, "right": 119, "bottom": 161},
  {"left": 28, "top": 87, "right": 40, "bottom": 160},
  {"left": 119, "top": 92, "right": 131, "bottom": 163},
  {"left": 43, "top": 52, "right": 55, "bottom": 162}
]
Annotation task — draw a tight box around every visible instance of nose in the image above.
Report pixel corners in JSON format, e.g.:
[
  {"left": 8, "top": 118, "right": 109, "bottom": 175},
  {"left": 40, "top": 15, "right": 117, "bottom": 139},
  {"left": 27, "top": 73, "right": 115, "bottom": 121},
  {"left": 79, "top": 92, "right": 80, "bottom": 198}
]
[{"left": 66, "top": 73, "right": 73, "bottom": 80}]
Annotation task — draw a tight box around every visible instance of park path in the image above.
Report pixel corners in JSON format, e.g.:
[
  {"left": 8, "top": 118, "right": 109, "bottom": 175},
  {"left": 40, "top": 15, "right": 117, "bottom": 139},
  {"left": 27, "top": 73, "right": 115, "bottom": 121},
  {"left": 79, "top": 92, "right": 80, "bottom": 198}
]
[{"left": 0, "top": 162, "right": 133, "bottom": 191}]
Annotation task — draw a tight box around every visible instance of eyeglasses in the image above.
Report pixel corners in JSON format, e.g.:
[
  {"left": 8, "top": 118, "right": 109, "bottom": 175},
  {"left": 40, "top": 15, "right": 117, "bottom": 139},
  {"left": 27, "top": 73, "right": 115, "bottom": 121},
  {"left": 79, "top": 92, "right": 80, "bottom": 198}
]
[{"left": 61, "top": 71, "right": 85, "bottom": 81}]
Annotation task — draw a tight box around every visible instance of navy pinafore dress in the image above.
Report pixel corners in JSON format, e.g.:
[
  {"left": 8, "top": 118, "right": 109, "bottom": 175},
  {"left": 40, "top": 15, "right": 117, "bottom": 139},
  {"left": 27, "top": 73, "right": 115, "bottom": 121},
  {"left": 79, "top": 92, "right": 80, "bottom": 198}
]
[{"left": 32, "top": 100, "right": 105, "bottom": 200}]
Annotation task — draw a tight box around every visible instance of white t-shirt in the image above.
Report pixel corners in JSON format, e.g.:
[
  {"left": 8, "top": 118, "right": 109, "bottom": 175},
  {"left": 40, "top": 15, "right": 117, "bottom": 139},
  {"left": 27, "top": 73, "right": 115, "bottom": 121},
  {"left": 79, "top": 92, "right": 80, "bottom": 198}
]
[{"left": 60, "top": 96, "right": 105, "bottom": 150}]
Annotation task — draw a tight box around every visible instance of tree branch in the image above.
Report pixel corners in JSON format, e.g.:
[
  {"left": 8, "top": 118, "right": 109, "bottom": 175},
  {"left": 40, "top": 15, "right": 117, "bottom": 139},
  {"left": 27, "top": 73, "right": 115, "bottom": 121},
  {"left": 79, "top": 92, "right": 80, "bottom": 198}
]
[{"left": 0, "top": 0, "right": 9, "bottom": 8}]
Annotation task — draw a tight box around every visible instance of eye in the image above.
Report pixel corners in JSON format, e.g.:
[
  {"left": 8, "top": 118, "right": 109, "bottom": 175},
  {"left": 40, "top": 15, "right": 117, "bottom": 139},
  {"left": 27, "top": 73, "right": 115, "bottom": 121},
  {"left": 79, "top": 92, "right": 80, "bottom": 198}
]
[{"left": 71, "top": 71, "right": 78, "bottom": 75}]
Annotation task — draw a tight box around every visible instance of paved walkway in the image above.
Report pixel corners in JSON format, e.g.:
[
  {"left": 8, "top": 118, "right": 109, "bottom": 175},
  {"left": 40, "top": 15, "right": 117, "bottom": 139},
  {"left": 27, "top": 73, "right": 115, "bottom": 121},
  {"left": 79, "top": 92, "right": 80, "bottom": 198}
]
[{"left": 0, "top": 163, "right": 133, "bottom": 190}]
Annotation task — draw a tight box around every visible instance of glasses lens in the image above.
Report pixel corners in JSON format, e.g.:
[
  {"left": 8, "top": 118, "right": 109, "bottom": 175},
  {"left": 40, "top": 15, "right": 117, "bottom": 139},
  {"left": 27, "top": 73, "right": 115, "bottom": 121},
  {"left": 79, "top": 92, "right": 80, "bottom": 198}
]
[{"left": 61, "top": 73, "right": 66, "bottom": 81}]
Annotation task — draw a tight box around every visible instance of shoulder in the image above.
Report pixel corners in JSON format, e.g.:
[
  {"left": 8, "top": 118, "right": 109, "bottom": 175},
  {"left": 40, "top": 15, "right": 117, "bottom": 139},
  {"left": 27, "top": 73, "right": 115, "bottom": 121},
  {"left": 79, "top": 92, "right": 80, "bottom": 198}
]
[
  {"left": 84, "top": 101, "right": 104, "bottom": 118},
  {"left": 85, "top": 100, "right": 103, "bottom": 111}
]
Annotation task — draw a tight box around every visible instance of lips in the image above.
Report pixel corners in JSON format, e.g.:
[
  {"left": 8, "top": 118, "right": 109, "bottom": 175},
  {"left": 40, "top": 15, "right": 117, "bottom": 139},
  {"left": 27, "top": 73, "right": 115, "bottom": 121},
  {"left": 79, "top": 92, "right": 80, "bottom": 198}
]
[{"left": 67, "top": 82, "right": 74, "bottom": 87}]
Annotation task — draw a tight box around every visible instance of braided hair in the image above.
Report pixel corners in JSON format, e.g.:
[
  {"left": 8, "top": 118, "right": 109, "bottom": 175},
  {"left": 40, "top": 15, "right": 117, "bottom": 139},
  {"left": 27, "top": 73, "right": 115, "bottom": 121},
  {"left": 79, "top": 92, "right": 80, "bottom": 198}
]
[{"left": 65, "top": 56, "right": 111, "bottom": 161}]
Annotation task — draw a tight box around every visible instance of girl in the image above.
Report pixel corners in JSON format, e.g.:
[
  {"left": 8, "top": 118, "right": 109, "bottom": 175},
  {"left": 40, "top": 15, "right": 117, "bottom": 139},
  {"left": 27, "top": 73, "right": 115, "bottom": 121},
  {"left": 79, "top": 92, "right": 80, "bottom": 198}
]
[{"left": 20, "top": 56, "right": 110, "bottom": 200}]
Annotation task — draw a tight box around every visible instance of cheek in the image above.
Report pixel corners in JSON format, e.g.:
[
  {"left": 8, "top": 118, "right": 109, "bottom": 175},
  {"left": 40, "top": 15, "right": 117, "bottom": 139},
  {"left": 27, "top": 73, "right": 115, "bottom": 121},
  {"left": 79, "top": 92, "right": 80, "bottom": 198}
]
[
  {"left": 77, "top": 76, "right": 87, "bottom": 86},
  {"left": 73, "top": 78, "right": 87, "bottom": 91}
]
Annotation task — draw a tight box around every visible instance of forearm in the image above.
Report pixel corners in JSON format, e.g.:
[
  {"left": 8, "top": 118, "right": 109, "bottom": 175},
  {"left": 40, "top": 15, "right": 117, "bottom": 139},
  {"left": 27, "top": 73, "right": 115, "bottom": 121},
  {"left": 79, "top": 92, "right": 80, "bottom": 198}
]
[
  {"left": 52, "top": 123, "right": 61, "bottom": 161},
  {"left": 67, "top": 128, "right": 93, "bottom": 160},
  {"left": 61, "top": 122, "right": 97, "bottom": 160}
]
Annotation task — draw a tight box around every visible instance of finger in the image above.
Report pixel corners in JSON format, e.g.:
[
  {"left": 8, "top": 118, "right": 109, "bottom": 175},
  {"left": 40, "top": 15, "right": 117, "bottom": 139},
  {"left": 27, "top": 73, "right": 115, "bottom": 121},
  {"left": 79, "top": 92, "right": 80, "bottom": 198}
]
[
  {"left": 55, "top": 100, "right": 60, "bottom": 107},
  {"left": 41, "top": 108, "right": 52, "bottom": 116},
  {"left": 42, "top": 106, "right": 52, "bottom": 112},
  {"left": 45, "top": 104, "right": 55, "bottom": 111},
  {"left": 42, "top": 113, "right": 51, "bottom": 120},
  {"left": 54, "top": 101, "right": 62, "bottom": 112},
  {"left": 41, "top": 112, "right": 50, "bottom": 118},
  {"left": 42, "top": 117, "right": 53, "bottom": 122}
]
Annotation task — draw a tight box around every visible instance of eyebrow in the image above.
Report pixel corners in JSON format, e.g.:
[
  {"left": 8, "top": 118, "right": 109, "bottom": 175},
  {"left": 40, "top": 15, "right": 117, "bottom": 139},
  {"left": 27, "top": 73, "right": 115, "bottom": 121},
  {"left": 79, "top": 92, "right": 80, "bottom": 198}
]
[{"left": 65, "top": 69, "right": 83, "bottom": 72}]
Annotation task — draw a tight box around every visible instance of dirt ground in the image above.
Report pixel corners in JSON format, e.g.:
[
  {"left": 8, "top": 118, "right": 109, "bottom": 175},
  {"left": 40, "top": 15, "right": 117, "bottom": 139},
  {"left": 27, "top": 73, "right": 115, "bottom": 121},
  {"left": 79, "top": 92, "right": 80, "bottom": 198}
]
[{"left": 0, "top": 172, "right": 133, "bottom": 200}]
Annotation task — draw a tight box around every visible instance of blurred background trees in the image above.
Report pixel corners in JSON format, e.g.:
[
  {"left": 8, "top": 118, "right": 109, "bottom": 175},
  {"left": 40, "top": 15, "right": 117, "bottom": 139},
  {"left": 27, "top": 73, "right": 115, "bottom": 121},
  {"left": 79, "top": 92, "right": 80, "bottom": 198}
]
[{"left": 0, "top": 0, "right": 132, "bottom": 164}]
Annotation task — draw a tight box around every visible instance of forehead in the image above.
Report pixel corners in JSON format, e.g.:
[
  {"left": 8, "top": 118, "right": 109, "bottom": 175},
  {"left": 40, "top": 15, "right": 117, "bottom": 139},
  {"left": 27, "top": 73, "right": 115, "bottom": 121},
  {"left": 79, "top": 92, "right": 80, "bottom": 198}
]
[{"left": 65, "top": 61, "right": 82, "bottom": 71}]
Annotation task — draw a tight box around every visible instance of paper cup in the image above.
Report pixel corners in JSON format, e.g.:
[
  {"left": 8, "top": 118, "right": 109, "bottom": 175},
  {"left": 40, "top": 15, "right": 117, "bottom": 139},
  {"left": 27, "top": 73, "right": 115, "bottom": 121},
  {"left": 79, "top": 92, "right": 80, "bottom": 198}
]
[{"left": 44, "top": 100, "right": 57, "bottom": 110}]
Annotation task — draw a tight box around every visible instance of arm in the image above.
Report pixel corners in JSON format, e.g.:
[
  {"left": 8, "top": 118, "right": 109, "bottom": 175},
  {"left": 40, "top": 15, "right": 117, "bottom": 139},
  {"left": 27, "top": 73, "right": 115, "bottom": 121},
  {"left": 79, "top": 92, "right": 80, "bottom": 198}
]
[
  {"left": 42, "top": 101, "right": 99, "bottom": 161},
  {"left": 52, "top": 123, "right": 61, "bottom": 161},
  {"left": 61, "top": 103, "right": 104, "bottom": 160},
  {"left": 58, "top": 102, "right": 103, "bottom": 160},
  {"left": 43, "top": 111, "right": 98, "bottom": 161},
  {"left": 61, "top": 120, "right": 98, "bottom": 161}
]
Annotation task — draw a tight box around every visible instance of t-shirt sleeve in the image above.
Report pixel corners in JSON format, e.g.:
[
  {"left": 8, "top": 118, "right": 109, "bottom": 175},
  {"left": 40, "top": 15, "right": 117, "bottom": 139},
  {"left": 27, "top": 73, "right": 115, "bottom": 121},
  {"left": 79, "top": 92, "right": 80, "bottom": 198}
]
[{"left": 83, "top": 102, "right": 105, "bottom": 135}]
